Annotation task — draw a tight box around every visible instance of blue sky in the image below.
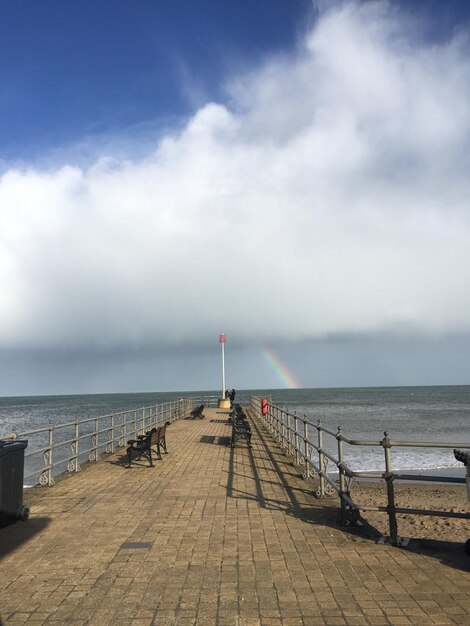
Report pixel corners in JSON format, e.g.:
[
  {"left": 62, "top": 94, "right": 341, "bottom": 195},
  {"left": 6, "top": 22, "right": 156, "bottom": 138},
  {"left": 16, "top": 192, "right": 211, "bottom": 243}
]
[
  {"left": 2, "top": 0, "right": 470, "bottom": 395},
  {"left": 2, "top": 0, "right": 468, "bottom": 164},
  {"left": 0, "top": 0, "right": 312, "bottom": 163}
]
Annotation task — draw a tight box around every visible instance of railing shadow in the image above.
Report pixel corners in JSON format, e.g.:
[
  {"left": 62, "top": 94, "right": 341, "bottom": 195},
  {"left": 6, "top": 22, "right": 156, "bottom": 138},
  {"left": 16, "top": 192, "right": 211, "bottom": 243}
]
[
  {"left": 405, "top": 537, "right": 470, "bottom": 571},
  {"left": 199, "top": 435, "right": 231, "bottom": 446},
  {"left": 227, "top": 411, "right": 470, "bottom": 572},
  {"left": 226, "top": 415, "right": 339, "bottom": 527}
]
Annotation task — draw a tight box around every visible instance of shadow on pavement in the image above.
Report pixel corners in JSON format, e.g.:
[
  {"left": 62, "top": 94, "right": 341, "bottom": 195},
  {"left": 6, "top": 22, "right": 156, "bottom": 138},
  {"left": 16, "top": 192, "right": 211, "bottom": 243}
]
[
  {"left": 0, "top": 516, "right": 51, "bottom": 559},
  {"left": 227, "top": 411, "right": 470, "bottom": 571},
  {"left": 199, "top": 435, "right": 231, "bottom": 446},
  {"left": 405, "top": 536, "right": 470, "bottom": 571}
]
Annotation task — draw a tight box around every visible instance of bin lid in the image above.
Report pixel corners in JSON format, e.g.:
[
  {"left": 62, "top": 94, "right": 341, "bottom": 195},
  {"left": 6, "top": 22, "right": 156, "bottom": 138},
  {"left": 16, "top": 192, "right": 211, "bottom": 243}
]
[{"left": 0, "top": 439, "right": 28, "bottom": 456}]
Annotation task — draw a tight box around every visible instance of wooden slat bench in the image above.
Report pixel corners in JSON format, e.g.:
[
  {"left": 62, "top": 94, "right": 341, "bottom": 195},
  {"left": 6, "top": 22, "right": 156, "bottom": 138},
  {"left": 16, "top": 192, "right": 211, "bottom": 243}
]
[{"left": 126, "top": 421, "right": 170, "bottom": 467}]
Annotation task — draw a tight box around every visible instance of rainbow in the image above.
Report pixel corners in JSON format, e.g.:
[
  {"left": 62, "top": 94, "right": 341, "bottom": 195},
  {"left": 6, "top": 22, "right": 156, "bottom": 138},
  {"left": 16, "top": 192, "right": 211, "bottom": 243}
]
[{"left": 261, "top": 347, "right": 301, "bottom": 389}]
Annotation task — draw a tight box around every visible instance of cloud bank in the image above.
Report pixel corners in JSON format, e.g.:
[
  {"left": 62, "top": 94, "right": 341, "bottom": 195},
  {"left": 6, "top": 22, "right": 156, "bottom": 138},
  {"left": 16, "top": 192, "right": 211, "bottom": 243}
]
[{"left": 2, "top": 0, "right": 470, "bottom": 352}]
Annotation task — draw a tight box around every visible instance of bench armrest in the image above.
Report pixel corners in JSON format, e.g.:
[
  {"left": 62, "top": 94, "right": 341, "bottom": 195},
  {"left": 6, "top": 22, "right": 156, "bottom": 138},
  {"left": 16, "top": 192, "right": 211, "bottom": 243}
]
[{"left": 127, "top": 438, "right": 148, "bottom": 446}]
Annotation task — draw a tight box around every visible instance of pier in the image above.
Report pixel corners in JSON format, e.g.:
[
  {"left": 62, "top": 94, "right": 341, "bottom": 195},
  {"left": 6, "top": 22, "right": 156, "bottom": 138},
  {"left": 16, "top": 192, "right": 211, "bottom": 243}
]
[{"left": 1, "top": 406, "right": 470, "bottom": 625}]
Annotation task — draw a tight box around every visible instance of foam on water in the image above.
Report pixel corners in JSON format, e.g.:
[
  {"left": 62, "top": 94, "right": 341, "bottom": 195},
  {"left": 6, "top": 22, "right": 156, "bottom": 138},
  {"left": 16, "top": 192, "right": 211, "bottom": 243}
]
[
  {"left": 240, "top": 385, "right": 470, "bottom": 473},
  {"left": 1, "top": 385, "right": 469, "bottom": 475}
]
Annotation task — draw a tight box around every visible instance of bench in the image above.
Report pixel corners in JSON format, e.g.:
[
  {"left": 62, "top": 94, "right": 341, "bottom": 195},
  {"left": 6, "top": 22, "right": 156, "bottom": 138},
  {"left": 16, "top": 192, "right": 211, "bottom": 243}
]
[
  {"left": 230, "top": 406, "right": 252, "bottom": 448},
  {"left": 127, "top": 422, "right": 170, "bottom": 467},
  {"left": 190, "top": 404, "right": 205, "bottom": 419}
]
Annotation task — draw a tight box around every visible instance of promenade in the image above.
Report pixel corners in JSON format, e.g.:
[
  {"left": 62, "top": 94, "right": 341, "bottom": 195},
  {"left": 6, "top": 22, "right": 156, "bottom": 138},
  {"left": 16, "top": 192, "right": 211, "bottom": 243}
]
[{"left": 1, "top": 407, "right": 470, "bottom": 625}]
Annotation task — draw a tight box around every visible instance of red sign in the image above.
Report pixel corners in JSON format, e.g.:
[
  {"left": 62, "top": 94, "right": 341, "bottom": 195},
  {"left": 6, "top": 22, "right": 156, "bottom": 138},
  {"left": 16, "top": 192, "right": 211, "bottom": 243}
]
[{"left": 219, "top": 333, "right": 226, "bottom": 343}]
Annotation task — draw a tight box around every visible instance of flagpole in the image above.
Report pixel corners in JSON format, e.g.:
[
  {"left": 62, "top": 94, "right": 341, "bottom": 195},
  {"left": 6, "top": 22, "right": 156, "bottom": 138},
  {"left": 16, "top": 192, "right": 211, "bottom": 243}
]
[
  {"left": 221, "top": 339, "right": 225, "bottom": 399},
  {"left": 219, "top": 332, "right": 226, "bottom": 398}
]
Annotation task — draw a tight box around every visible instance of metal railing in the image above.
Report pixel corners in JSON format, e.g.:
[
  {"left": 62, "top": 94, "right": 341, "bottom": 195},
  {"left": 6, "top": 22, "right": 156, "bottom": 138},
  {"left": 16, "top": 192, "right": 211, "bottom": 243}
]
[
  {"left": 1, "top": 397, "right": 195, "bottom": 487},
  {"left": 198, "top": 394, "right": 220, "bottom": 407},
  {"left": 250, "top": 396, "right": 470, "bottom": 546}
]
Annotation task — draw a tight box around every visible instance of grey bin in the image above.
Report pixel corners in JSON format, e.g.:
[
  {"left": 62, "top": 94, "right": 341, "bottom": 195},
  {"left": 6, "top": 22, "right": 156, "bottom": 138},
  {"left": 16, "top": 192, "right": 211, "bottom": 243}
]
[
  {"left": 454, "top": 449, "right": 470, "bottom": 502},
  {"left": 0, "top": 439, "right": 29, "bottom": 528},
  {"left": 453, "top": 449, "right": 470, "bottom": 557}
]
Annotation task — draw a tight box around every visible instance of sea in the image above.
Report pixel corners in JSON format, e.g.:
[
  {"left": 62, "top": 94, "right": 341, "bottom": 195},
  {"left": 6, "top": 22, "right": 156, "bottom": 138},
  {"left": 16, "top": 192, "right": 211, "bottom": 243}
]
[{"left": 1, "top": 386, "right": 469, "bottom": 484}]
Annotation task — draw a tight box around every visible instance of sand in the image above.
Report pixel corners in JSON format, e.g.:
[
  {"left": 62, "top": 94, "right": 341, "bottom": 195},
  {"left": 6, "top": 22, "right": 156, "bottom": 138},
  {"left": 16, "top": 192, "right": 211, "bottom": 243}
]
[{"left": 348, "top": 479, "right": 470, "bottom": 543}]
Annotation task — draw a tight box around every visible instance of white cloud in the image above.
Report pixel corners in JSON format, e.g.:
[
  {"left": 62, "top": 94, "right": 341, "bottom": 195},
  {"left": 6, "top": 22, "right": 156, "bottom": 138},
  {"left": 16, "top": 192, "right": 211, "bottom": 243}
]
[{"left": 2, "top": 0, "right": 470, "bottom": 351}]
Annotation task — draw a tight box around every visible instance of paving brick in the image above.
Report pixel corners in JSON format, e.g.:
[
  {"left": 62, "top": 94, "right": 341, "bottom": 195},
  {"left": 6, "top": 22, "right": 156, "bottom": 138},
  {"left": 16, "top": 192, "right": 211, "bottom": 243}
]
[{"left": 0, "top": 406, "right": 469, "bottom": 625}]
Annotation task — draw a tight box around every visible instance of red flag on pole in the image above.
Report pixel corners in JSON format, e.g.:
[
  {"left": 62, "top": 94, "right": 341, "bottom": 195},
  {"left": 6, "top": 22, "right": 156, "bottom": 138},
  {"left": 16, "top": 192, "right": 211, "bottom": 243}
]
[{"left": 219, "top": 332, "right": 226, "bottom": 343}]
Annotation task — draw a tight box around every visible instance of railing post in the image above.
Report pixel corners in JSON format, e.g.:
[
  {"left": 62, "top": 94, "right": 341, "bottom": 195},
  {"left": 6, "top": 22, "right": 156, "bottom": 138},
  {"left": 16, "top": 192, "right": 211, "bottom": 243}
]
[
  {"left": 282, "top": 409, "right": 290, "bottom": 454},
  {"left": 303, "top": 418, "right": 310, "bottom": 479},
  {"left": 89, "top": 418, "right": 100, "bottom": 462},
  {"left": 107, "top": 415, "right": 115, "bottom": 454},
  {"left": 290, "top": 412, "right": 295, "bottom": 457},
  {"left": 282, "top": 408, "right": 287, "bottom": 448},
  {"left": 140, "top": 408, "right": 145, "bottom": 435},
  {"left": 120, "top": 413, "right": 126, "bottom": 447},
  {"left": 68, "top": 419, "right": 81, "bottom": 473},
  {"left": 133, "top": 410, "right": 138, "bottom": 439},
  {"left": 284, "top": 411, "right": 289, "bottom": 449},
  {"left": 381, "top": 431, "right": 399, "bottom": 546},
  {"left": 291, "top": 412, "right": 296, "bottom": 454},
  {"left": 294, "top": 413, "right": 300, "bottom": 465},
  {"left": 317, "top": 420, "right": 325, "bottom": 497},
  {"left": 337, "top": 426, "right": 347, "bottom": 522},
  {"left": 39, "top": 423, "right": 55, "bottom": 486}
]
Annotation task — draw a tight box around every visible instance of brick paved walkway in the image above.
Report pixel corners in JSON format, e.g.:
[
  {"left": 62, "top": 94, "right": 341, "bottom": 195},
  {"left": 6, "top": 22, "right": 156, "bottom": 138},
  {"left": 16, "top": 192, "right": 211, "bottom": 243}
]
[{"left": 1, "top": 407, "right": 470, "bottom": 625}]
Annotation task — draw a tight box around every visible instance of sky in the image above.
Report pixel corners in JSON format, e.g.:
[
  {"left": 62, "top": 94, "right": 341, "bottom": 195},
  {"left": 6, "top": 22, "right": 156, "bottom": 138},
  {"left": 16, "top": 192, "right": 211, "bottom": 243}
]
[{"left": 1, "top": 0, "right": 470, "bottom": 396}]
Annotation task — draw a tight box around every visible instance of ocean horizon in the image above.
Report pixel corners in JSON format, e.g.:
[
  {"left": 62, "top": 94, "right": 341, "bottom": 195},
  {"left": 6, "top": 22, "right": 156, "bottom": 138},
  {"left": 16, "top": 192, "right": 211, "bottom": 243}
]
[{"left": 1, "top": 385, "right": 469, "bottom": 479}]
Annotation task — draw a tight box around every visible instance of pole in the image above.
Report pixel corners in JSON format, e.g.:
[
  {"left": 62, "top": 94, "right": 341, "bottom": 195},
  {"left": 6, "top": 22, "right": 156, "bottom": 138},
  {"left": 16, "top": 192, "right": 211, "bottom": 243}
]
[
  {"left": 219, "top": 332, "right": 226, "bottom": 399},
  {"left": 221, "top": 340, "right": 225, "bottom": 398}
]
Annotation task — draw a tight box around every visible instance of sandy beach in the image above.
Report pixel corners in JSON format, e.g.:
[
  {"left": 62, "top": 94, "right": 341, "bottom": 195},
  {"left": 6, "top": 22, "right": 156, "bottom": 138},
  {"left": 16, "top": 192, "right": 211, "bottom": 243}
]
[{"left": 349, "top": 479, "right": 470, "bottom": 543}]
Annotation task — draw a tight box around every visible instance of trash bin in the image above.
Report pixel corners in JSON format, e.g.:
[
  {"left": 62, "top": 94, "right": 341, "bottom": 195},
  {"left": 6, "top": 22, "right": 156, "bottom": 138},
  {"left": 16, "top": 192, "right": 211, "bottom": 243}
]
[
  {"left": 0, "top": 439, "right": 29, "bottom": 528},
  {"left": 453, "top": 449, "right": 470, "bottom": 556},
  {"left": 454, "top": 449, "right": 470, "bottom": 501}
]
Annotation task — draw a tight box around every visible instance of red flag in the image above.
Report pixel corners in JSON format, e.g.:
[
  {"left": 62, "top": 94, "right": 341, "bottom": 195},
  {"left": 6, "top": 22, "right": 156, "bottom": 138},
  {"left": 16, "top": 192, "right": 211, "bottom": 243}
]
[{"left": 219, "top": 332, "right": 226, "bottom": 343}]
